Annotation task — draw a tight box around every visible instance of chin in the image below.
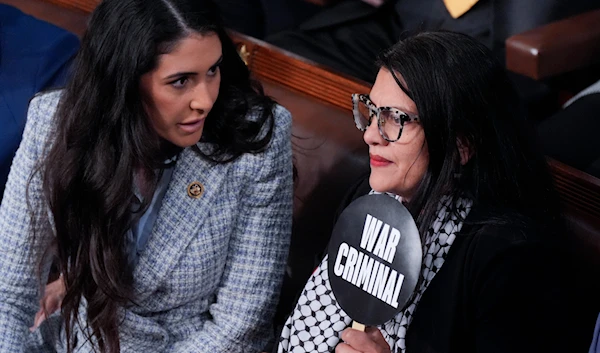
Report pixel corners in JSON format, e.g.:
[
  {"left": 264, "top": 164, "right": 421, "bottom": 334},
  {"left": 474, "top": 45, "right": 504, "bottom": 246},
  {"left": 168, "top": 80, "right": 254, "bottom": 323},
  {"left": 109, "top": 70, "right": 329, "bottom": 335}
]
[
  {"left": 369, "top": 173, "right": 413, "bottom": 199},
  {"left": 168, "top": 139, "right": 194, "bottom": 148},
  {"left": 368, "top": 174, "right": 392, "bottom": 194},
  {"left": 170, "top": 133, "right": 203, "bottom": 148},
  {"left": 181, "top": 139, "right": 201, "bottom": 148}
]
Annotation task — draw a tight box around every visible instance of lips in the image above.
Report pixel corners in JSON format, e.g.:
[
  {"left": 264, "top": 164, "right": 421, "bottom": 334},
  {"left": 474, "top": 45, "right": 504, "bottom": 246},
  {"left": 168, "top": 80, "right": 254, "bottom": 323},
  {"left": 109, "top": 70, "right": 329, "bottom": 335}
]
[
  {"left": 178, "top": 119, "right": 205, "bottom": 134},
  {"left": 370, "top": 154, "right": 392, "bottom": 167}
]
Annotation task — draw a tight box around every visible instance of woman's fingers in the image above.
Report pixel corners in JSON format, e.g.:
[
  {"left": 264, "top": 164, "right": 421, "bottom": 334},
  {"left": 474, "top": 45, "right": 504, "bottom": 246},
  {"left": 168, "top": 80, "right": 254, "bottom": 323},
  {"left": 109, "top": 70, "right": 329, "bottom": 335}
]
[
  {"left": 337, "top": 327, "right": 391, "bottom": 353},
  {"left": 29, "top": 278, "right": 66, "bottom": 331},
  {"left": 30, "top": 309, "right": 46, "bottom": 332}
]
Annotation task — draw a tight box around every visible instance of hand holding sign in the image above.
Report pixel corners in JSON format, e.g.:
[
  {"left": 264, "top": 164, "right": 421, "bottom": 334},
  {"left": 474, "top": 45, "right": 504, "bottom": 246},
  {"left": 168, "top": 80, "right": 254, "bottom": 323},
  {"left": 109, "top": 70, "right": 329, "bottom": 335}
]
[
  {"left": 337, "top": 327, "right": 392, "bottom": 353},
  {"left": 327, "top": 194, "right": 422, "bottom": 329}
]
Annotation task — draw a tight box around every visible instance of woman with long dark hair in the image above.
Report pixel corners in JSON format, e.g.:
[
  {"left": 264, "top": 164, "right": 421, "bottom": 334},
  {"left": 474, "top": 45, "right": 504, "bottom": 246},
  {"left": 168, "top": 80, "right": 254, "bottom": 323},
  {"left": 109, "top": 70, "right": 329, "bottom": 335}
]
[
  {"left": 278, "top": 31, "right": 590, "bottom": 353},
  {"left": 0, "top": 0, "right": 293, "bottom": 352}
]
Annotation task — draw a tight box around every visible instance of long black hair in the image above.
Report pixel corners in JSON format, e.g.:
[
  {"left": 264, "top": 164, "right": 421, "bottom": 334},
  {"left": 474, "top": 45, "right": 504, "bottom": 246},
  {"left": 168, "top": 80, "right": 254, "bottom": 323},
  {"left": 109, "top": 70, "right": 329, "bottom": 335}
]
[
  {"left": 39, "top": 0, "right": 275, "bottom": 351},
  {"left": 377, "top": 31, "right": 562, "bottom": 237}
]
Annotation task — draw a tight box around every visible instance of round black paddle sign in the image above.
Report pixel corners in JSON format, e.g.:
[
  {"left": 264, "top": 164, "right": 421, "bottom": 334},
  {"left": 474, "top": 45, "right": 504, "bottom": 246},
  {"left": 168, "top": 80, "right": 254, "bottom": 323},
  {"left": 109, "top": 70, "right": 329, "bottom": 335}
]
[{"left": 327, "top": 194, "right": 422, "bottom": 326}]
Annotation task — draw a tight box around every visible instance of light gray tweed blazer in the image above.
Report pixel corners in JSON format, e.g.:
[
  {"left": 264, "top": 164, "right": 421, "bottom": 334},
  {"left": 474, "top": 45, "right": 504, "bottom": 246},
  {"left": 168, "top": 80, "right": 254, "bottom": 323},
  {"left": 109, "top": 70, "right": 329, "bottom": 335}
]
[{"left": 0, "top": 91, "right": 294, "bottom": 352}]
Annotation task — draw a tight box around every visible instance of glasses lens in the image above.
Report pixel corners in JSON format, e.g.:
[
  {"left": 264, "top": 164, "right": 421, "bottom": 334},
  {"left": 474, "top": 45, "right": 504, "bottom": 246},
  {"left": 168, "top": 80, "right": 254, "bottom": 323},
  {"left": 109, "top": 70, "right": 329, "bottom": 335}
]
[
  {"left": 380, "top": 110, "right": 403, "bottom": 141},
  {"left": 355, "top": 101, "right": 372, "bottom": 130}
]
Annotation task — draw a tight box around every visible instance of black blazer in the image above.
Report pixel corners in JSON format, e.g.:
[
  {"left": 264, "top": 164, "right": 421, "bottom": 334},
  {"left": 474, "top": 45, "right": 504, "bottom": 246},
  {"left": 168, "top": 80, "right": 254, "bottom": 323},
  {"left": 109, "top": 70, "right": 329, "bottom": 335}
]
[
  {"left": 337, "top": 176, "right": 598, "bottom": 353},
  {"left": 406, "top": 212, "right": 597, "bottom": 353}
]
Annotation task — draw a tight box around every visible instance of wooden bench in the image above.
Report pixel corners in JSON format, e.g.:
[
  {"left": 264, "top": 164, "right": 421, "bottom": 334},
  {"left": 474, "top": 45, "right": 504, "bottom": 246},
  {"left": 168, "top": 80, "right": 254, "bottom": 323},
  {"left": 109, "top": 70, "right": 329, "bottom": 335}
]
[{"left": 4, "top": 0, "right": 600, "bottom": 327}]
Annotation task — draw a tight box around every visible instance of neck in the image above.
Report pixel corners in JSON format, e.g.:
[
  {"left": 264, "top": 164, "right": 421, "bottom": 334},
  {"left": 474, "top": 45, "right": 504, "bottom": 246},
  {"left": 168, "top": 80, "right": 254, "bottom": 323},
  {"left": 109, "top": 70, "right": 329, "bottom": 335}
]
[{"left": 158, "top": 139, "right": 183, "bottom": 162}]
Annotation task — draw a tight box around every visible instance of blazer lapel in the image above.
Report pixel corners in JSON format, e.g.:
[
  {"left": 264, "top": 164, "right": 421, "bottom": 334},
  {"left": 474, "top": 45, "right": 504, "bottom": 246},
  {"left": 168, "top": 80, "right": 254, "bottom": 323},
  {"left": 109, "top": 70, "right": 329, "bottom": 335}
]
[{"left": 132, "top": 145, "right": 225, "bottom": 299}]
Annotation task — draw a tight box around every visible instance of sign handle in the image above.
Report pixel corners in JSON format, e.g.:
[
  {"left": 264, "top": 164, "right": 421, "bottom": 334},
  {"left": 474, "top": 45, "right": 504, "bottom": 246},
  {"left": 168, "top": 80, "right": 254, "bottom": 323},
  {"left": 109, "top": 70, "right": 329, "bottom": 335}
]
[{"left": 351, "top": 321, "right": 365, "bottom": 331}]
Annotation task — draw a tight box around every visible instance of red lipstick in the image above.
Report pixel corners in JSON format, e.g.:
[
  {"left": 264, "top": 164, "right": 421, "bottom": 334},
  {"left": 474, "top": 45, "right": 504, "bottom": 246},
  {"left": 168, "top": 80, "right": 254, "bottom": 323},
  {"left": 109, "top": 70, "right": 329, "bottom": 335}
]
[{"left": 370, "top": 154, "right": 392, "bottom": 167}]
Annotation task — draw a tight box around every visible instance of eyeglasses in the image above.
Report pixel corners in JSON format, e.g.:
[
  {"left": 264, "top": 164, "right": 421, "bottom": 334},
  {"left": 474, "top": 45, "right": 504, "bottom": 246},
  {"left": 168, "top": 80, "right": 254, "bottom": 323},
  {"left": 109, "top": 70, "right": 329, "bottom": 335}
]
[{"left": 352, "top": 93, "right": 419, "bottom": 142}]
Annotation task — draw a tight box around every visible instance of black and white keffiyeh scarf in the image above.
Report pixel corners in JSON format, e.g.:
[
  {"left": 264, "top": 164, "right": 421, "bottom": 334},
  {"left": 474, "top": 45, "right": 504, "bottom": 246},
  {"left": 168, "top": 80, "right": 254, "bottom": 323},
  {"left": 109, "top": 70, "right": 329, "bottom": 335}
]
[{"left": 278, "top": 193, "right": 472, "bottom": 353}]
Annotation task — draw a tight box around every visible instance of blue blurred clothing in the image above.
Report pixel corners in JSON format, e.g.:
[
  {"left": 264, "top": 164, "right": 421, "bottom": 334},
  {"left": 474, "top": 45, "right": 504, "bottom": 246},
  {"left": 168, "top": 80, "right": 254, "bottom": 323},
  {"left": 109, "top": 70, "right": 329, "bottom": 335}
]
[
  {"left": 591, "top": 314, "right": 600, "bottom": 353},
  {"left": 0, "top": 4, "right": 79, "bottom": 201},
  {"left": 127, "top": 162, "right": 176, "bottom": 269}
]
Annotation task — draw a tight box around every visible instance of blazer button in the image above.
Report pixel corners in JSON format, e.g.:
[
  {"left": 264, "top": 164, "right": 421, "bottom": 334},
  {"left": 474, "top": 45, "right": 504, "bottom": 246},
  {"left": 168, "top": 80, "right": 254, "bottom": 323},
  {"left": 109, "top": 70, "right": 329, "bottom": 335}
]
[{"left": 187, "top": 181, "right": 204, "bottom": 199}]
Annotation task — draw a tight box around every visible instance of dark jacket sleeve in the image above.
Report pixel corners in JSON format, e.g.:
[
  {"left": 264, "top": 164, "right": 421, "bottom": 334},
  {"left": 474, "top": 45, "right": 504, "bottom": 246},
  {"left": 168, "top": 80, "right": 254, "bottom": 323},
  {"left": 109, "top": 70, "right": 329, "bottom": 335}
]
[{"left": 469, "top": 225, "right": 594, "bottom": 353}]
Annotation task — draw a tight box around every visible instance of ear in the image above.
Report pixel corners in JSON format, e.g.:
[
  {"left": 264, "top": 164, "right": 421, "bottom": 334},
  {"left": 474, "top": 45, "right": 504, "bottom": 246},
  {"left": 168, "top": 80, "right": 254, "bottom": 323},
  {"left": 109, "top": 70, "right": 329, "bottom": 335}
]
[{"left": 457, "top": 137, "right": 473, "bottom": 165}]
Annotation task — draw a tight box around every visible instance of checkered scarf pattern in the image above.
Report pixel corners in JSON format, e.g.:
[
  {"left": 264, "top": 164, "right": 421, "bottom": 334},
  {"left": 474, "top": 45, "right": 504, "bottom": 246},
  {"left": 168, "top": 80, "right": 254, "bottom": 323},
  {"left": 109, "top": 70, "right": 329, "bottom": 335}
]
[{"left": 278, "top": 193, "right": 472, "bottom": 353}]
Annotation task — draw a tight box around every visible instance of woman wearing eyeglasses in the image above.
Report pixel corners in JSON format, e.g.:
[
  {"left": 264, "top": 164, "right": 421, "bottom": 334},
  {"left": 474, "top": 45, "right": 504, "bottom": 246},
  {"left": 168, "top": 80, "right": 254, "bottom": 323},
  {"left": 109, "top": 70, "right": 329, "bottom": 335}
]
[{"left": 277, "top": 31, "right": 594, "bottom": 353}]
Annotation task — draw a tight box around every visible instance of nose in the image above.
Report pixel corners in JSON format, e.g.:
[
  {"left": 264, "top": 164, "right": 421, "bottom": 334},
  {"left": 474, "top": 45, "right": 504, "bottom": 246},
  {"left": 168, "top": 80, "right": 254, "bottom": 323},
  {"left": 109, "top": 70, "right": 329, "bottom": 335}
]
[
  {"left": 189, "top": 84, "right": 214, "bottom": 115},
  {"left": 363, "top": 118, "right": 387, "bottom": 146}
]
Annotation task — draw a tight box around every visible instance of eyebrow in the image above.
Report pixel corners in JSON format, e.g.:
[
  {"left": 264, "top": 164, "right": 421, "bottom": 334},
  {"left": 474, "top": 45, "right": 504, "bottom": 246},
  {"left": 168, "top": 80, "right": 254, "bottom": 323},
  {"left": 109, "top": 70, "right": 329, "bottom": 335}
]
[
  {"left": 163, "top": 55, "right": 224, "bottom": 80},
  {"left": 164, "top": 71, "right": 197, "bottom": 80}
]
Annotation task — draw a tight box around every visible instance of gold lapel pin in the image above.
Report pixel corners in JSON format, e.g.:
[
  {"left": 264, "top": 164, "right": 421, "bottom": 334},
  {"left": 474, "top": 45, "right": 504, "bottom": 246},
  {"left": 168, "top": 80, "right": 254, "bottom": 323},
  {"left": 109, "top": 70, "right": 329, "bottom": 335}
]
[{"left": 187, "top": 181, "right": 204, "bottom": 199}]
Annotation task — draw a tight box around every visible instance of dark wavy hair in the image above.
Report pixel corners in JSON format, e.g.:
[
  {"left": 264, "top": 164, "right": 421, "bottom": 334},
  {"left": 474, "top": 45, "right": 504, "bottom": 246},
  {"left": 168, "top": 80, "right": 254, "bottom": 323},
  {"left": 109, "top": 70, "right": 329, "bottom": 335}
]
[
  {"left": 377, "top": 31, "right": 562, "bottom": 237},
  {"left": 39, "top": 0, "right": 275, "bottom": 351}
]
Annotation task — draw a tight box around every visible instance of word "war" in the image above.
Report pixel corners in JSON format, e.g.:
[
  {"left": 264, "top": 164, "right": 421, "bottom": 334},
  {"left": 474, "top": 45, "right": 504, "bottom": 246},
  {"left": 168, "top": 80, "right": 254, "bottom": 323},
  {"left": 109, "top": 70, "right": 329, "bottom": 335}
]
[{"left": 332, "top": 214, "right": 405, "bottom": 308}]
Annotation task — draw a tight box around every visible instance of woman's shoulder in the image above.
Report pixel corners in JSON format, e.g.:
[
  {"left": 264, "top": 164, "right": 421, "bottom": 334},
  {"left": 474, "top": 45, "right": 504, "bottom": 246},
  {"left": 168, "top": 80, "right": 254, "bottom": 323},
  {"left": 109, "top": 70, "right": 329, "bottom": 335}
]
[
  {"left": 228, "top": 103, "right": 293, "bottom": 172},
  {"left": 249, "top": 103, "right": 292, "bottom": 138},
  {"left": 27, "top": 89, "right": 62, "bottom": 131},
  {"left": 19, "top": 90, "right": 63, "bottom": 158},
  {"left": 271, "top": 103, "right": 292, "bottom": 123},
  {"left": 29, "top": 89, "right": 62, "bottom": 114},
  {"left": 243, "top": 103, "right": 292, "bottom": 154},
  {"left": 271, "top": 104, "right": 292, "bottom": 143},
  {"left": 460, "top": 206, "right": 564, "bottom": 262}
]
